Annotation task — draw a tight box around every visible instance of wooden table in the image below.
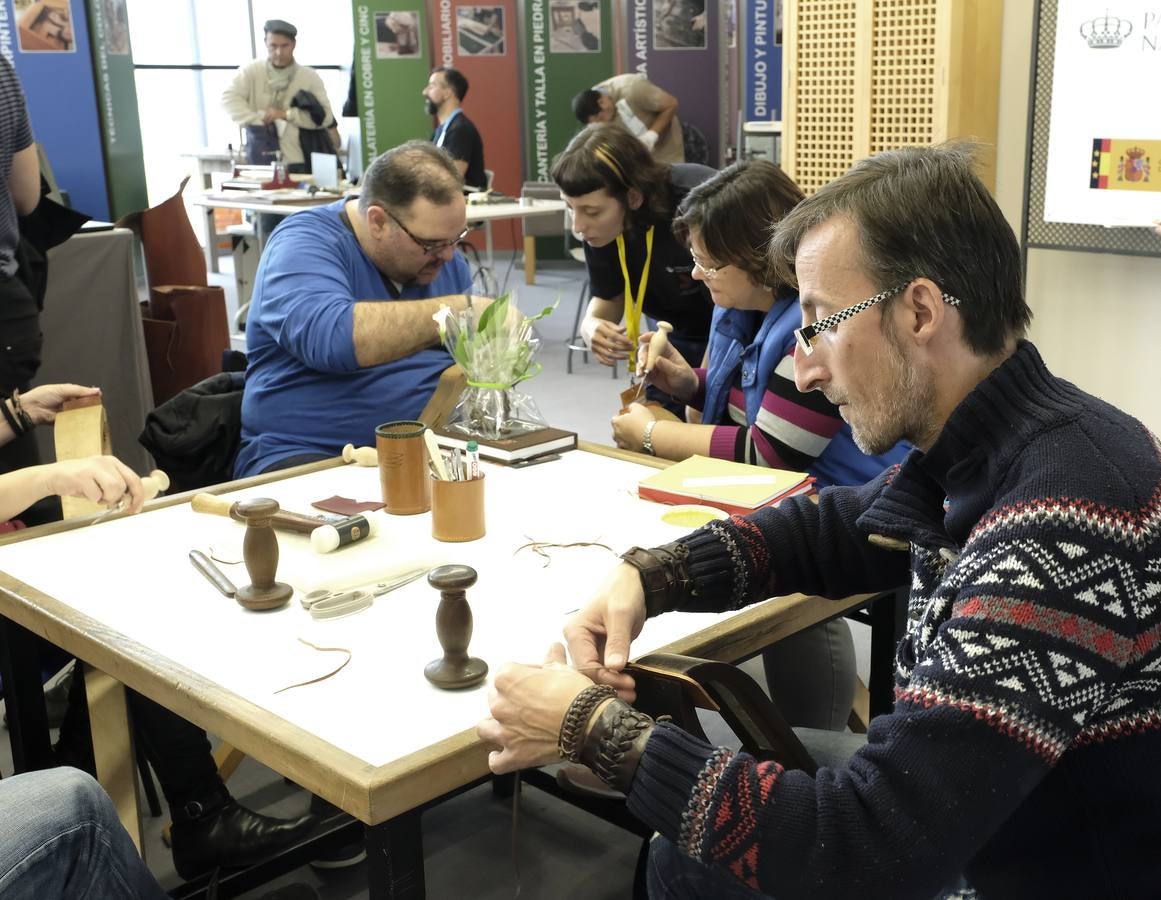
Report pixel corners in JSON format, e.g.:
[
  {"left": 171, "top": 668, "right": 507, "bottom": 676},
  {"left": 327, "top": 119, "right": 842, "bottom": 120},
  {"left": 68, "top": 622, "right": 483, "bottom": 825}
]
[
  {"left": 191, "top": 193, "right": 568, "bottom": 284},
  {"left": 0, "top": 444, "right": 887, "bottom": 898}
]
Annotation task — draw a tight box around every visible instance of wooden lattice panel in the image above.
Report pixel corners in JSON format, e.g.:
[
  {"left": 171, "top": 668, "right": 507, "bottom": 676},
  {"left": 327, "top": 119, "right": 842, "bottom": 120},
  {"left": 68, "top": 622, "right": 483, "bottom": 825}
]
[
  {"left": 869, "top": 0, "right": 937, "bottom": 153},
  {"left": 783, "top": 0, "right": 1000, "bottom": 194},
  {"left": 784, "top": 1, "right": 861, "bottom": 194}
]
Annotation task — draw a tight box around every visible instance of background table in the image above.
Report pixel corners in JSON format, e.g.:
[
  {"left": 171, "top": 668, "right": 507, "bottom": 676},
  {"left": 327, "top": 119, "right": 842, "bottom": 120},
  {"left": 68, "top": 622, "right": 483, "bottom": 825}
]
[
  {"left": 191, "top": 193, "right": 568, "bottom": 283},
  {"left": 0, "top": 446, "right": 884, "bottom": 897}
]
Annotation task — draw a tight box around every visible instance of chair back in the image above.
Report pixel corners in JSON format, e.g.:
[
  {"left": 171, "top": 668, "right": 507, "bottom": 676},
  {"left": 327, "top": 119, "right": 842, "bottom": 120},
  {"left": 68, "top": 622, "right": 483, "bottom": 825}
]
[{"left": 632, "top": 652, "right": 818, "bottom": 773}]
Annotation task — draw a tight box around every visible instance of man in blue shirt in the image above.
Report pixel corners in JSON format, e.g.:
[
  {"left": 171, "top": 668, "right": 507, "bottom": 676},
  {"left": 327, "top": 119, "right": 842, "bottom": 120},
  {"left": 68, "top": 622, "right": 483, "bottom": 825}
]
[{"left": 237, "top": 141, "right": 476, "bottom": 476}]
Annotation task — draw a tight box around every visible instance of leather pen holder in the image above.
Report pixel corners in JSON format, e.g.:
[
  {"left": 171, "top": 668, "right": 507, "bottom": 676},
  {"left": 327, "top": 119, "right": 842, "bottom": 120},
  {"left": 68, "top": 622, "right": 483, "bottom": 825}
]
[
  {"left": 431, "top": 474, "right": 485, "bottom": 542},
  {"left": 376, "top": 420, "right": 431, "bottom": 515}
]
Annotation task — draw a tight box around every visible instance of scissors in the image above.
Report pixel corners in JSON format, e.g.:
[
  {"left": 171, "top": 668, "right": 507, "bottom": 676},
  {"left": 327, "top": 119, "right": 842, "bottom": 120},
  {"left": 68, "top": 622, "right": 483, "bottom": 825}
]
[{"left": 300, "top": 566, "right": 428, "bottom": 619}]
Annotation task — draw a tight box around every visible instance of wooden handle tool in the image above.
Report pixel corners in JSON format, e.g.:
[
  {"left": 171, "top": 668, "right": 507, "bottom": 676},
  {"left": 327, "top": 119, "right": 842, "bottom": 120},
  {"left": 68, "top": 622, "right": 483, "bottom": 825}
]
[
  {"left": 644, "top": 321, "right": 673, "bottom": 375},
  {"left": 342, "top": 443, "right": 378, "bottom": 466},
  {"left": 192, "top": 492, "right": 321, "bottom": 535}
]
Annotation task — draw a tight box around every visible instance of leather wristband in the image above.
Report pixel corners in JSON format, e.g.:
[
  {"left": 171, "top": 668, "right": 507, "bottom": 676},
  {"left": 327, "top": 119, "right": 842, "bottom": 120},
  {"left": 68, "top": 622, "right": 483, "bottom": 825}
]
[
  {"left": 578, "top": 698, "right": 654, "bottom": 794},
  {"left": 557, "top": 683, "right": 616, "bottom": 763},
  {"left": 620, "top": 544, "right": 691, "bottom": 619}
]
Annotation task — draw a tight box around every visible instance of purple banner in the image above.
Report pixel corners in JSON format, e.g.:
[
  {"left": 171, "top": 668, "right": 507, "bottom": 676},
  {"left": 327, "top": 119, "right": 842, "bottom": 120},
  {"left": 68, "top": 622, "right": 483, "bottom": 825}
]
[{"left": 622, "top": 0, "right": 721, "bottom": 166}]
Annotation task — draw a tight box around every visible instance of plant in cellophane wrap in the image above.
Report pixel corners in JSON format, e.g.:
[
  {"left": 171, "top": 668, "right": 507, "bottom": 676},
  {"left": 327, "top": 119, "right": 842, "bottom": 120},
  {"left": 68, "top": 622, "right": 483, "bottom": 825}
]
[{"left": 433, "top": 294, "right": 556, "bottom": 440}]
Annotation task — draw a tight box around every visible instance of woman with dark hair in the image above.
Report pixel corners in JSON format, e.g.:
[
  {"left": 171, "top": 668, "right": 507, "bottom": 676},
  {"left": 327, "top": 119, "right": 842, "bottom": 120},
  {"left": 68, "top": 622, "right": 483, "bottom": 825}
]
[
  {"left": 612, "top": 160, "right": 910, "bottom": 730},
  {"left": 552, "top": 123, "right": 715, "bottom": 414},
  {"left": 612, "top": 159, "right": 909, "bottom": 487}
]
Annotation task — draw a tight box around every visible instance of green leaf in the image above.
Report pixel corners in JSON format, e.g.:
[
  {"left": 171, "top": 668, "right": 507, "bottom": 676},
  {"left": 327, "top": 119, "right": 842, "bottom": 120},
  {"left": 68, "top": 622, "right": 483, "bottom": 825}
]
[{"left": 477, "top": 294, "right": 508, "bottom": 338}]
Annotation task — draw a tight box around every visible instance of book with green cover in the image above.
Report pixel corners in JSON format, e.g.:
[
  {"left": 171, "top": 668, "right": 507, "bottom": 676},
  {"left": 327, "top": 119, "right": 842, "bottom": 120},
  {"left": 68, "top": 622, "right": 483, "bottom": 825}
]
[{"left": 638, "top": 455, "right": 814, "bottom": 515}]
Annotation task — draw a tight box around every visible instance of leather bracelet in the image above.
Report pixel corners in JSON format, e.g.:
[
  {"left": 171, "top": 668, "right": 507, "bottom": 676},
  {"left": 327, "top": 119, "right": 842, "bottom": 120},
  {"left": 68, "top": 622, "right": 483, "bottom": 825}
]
[
  {"left": 557, "top": 683, "right": 616, "bottom": 763},
  {"left": 11, "top": 390, "right": 32, "bottom": 432},
  {"left": 620, "top": 544, "right": 694, "bottom": 619},
  {"left": 578, "top": 698, "right": 654, "bottom": 793},
  {"left": 0, "top": 397, "right": 23, "bottom": 437}
]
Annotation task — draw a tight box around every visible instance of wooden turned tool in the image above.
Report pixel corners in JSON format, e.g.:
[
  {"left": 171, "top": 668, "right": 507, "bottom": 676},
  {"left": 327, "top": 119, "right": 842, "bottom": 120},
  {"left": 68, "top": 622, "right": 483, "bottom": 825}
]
[
  {"left": 342, "top": 443, "right": 378, "bottom": 466},
  {"left": 233, "top": 498, "right": 293, "bottom": 611},
  {"left": 140, "top": 469, "right": 169, "bottom": 501},
  {"left": 424, "top": 565, "right": 488, "bottom": 690},
  {"left": 644, "top": 321, "right": 673, "bottom": 374}
]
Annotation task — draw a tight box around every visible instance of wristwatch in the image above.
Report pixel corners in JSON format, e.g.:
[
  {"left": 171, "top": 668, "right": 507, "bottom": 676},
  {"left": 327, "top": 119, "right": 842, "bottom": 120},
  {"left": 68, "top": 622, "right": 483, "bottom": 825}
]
[{"left": 641, "top": 420, "right": 657, "bottom": 456}]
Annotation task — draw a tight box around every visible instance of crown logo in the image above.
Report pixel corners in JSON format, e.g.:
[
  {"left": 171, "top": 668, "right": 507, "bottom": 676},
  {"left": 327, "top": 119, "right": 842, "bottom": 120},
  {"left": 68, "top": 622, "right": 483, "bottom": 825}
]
[
  {"left": 1125, "top": 146, "right": 1145, "bottom": 160},
  {"left": 1080, "top": 11, "right": 1132, "bottom": 48}
]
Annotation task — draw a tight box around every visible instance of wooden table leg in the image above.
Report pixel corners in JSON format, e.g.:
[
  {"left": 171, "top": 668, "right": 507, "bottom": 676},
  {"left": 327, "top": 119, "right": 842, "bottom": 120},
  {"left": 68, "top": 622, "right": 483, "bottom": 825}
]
[
  {"left": 523, "top": 235, "right": 537, "bottom": 285},
  {"left": 366, "top": 807, "right": 425, "bottom": 899},
  {"left": 83, "top": 664, "right": 144, "bottom": 854}
]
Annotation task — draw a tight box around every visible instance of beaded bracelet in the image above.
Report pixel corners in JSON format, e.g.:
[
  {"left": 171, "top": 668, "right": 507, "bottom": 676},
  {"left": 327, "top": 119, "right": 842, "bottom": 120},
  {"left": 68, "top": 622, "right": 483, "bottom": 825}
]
[{"left": 557, "top": 683, "right": 616, "bottom": 763}]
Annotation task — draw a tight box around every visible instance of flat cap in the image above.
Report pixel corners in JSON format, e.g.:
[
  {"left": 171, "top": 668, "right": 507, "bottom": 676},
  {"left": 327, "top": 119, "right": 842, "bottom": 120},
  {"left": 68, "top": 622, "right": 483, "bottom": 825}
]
[{"left": 264, "top": 19, "right": 297, "bottom": 39}]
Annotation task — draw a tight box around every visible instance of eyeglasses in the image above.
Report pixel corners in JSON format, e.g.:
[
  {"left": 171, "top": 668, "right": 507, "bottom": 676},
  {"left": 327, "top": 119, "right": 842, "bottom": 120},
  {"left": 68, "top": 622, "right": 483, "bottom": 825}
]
[
  {"left": 383, "top": 207, "right": 469, "bottom": 255},
  {"left": 690, "top": 253, "right": 730, "bottom": 281},
  {"left": 794, "top": 280, "right": 962, "bottom": 356}
]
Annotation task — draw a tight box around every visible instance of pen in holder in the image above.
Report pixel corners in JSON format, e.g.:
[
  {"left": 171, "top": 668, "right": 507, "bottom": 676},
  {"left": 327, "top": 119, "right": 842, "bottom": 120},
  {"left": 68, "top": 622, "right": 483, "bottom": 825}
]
[{"left": 431, "top": 473, "right": 486, "bottom": 542}]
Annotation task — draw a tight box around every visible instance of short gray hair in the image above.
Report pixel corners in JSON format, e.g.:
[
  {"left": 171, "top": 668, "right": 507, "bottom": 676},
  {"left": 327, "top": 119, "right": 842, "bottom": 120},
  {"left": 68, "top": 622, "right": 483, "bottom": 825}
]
[{"left": 357, "top": 141, "right": 463, "bottom": 215}]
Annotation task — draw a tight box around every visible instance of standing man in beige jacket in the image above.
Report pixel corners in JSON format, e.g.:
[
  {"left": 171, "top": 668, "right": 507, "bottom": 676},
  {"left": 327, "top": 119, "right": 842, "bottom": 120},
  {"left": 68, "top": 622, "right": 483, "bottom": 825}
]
[{"left": 222, "top": 19, "right": 334, "bottom": 171}]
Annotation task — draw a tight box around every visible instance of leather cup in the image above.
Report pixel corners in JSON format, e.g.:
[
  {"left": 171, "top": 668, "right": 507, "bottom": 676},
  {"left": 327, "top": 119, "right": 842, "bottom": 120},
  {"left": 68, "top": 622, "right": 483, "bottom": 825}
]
[
  {"left": 376, "top": 421, "right": 431, "bottom": 515},
  {"left": 431, "top": 473, "right": 485, "bottom": 542}
]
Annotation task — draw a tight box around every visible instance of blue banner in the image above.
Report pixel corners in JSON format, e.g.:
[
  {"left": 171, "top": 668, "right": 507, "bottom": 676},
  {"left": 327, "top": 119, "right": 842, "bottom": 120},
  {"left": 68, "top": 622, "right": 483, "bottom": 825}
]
[
  {"left": 1, "top": 0, "right": 110, "bottom": 219},
  {"left": 743, "top": 0, "right": 780, "bottom": 122}
]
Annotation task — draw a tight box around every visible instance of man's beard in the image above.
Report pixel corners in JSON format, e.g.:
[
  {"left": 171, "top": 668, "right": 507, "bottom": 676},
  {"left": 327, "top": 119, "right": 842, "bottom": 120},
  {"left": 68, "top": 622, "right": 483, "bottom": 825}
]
[
  {"left": 848, "top": 323, "right": 936, "bottom": 456},
  {"left": 424, "top": 98, "right": 438, "bottom": 116}
]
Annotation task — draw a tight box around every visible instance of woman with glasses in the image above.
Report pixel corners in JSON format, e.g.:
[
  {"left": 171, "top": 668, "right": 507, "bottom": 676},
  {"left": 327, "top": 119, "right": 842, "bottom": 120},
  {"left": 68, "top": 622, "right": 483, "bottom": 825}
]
[
  {"left": 553, "top": 123, "right": 715, "bottom": 415},
  {"left": 612, "top": 159, "right": 910, "bottom": 730}
]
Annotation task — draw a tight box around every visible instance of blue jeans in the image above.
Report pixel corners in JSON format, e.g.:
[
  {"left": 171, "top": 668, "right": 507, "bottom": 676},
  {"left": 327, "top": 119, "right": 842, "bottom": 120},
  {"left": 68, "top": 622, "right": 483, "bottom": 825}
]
[{"left": 0, "top": 768, "right": 167, "bottom": 899}]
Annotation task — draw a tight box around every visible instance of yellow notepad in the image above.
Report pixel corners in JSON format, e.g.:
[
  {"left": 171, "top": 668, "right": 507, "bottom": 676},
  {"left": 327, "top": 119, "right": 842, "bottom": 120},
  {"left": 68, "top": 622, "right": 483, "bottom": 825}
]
[{"left": 638, "top": 455, "right": 813, "bottom": 515}]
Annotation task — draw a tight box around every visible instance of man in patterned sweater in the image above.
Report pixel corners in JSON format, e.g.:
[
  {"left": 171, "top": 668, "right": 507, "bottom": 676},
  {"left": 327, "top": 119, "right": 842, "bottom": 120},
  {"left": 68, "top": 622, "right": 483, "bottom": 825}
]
[{"left": 479, "top": 144, "right": 1161, "bottom": 898}]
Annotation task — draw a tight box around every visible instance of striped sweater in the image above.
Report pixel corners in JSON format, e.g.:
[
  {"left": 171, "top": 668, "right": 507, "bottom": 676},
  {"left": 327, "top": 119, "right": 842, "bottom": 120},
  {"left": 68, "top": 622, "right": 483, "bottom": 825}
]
[{"left": 627, "top": 341, "right": 1161, "bottom": 899}]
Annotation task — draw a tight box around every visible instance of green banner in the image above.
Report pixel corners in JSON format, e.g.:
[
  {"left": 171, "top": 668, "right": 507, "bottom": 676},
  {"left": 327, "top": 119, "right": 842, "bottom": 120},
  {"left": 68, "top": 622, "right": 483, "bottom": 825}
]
[
  {"left": 85, "top": 0, "right": 147, "bottom": 219},
  {"left": 353, "top": 1, "right": 433, "bottom": 164},
  {"left": 523, "top": 0, "right": 615, "bottom": 181}
]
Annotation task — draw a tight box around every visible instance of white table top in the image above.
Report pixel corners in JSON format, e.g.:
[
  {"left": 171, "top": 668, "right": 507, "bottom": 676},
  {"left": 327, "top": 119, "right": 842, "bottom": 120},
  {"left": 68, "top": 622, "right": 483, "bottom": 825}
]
[{"left": 0, "top": 448, "right": 863, "bottom": 821}]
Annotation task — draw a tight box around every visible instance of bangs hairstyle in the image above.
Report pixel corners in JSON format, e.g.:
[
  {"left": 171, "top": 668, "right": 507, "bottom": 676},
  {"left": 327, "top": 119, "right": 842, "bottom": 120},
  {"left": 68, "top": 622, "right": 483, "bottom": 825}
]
[
  {"left": 673, "top": 159, "right": 803, "bottom": 291},
  {"left": 769, "top": 142, "right": 1030, "bottom": 355},
  {"left": 550, "top": 123, "right": 673, "bottom": 229}
]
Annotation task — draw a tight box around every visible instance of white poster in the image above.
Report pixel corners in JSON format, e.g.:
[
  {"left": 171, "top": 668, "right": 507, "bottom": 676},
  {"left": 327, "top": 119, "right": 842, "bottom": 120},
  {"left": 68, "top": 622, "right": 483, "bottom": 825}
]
[{"left": 1043, "top": 2, "right": 1161, "bottom": 227}]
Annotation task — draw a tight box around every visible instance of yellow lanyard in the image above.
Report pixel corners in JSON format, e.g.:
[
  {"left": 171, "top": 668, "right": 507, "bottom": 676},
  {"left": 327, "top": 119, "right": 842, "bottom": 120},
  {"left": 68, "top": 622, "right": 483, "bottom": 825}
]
[{"left": 616, "top": 226, "right": 654, "bottom": 373}]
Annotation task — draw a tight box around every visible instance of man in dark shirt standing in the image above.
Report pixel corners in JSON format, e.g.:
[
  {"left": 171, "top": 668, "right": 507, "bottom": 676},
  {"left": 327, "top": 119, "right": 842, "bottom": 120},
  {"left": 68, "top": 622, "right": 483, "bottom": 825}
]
[{"left": 422, "top": 66, "right": 486, "bottom": 190}]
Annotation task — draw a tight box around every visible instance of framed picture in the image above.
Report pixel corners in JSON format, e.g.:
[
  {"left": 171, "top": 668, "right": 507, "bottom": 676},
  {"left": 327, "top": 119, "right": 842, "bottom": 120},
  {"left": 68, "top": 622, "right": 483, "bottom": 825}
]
[
  {"left": 375, "top": 10, "right": 422, "bottom": 58},
  {"left": 457, "top": 6, "right": 505, "bottom": 56}
]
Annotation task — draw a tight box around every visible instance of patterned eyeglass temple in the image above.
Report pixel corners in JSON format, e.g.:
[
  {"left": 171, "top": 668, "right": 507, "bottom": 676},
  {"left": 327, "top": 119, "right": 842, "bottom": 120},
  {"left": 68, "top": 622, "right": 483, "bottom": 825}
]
[{"left": 793, "top": 281, "right": 963, "bottom": 356}]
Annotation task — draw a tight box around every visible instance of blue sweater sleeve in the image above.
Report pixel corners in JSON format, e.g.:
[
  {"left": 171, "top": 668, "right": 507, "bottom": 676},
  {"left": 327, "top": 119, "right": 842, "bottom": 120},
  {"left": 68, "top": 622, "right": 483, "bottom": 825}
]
[{"left": 252, "top": 222, "right": 362, "bottom": 373}]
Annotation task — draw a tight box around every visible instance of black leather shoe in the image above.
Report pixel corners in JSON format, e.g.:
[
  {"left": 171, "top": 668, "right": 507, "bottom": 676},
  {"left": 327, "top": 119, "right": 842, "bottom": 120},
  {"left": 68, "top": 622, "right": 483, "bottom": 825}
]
[{"left": 170, "top": 791, "right": 317, "bottom": 881}]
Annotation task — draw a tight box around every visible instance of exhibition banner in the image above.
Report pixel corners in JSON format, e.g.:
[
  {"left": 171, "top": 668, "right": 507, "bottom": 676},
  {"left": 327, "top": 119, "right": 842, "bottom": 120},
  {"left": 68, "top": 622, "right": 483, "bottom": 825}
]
[
  {"left": 2, "top": 0, "right": 110, "bottom": 219},
  {"left": 521, "top": 0, "right": 614, "bottom": 182},
  {"left": 621, "top": 0, "right": 721, "bottom": 165},
  {"left": 742, "top": 0, "right": 780, "bottom": 123},
  {"left": 85, "top": 0, "right": 146, "bottom": 219},
  {"left": 352, "top": 0, "right": 433, "bottom": 163},
  {"left": 426, "top": 0, "right": 521, "bottom": 248}
]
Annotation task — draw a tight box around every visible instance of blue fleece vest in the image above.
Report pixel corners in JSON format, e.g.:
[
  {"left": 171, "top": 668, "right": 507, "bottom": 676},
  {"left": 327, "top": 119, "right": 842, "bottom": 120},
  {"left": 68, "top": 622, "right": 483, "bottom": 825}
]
[{"left": 702, "top": 299, "right": 910, "bottom": 488}]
